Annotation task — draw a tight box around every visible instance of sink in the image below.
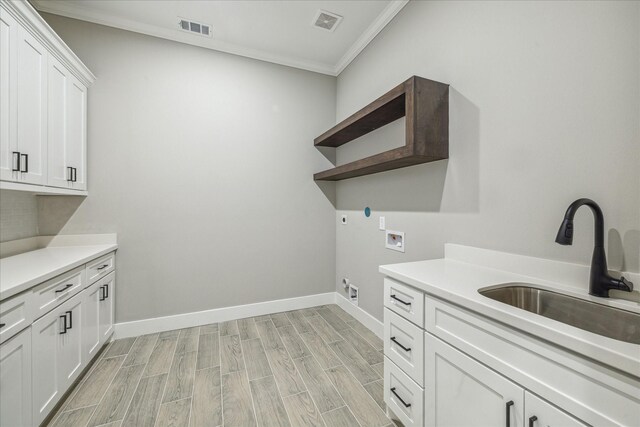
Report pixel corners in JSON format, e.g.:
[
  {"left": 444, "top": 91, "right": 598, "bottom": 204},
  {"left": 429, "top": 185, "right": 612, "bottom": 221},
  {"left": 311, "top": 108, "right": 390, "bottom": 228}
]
[{"left": 478, "top": 284, "right": 640, "bottom": 345}]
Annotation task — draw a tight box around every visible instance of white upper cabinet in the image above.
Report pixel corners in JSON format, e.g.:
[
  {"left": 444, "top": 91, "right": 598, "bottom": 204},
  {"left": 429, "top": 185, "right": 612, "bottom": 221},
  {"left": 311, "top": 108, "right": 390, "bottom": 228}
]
[
  {"left": 0, "top": 7, "right": 18, "bottom": 182},
  {"left": 0, "top": 0, "right": 94, "bottom": 194},
  {"left": 47, "top": 55, "right": 87, "bottom": 190}
]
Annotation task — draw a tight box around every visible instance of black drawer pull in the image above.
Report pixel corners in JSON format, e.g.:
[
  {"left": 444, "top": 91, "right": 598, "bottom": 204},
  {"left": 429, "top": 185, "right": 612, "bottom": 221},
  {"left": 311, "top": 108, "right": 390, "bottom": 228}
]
[
  {"left": 72, "top": 167, "right": 77, "bottom": 182},
  {"left": 97, "top": 264, "right": 109, "bottom": 271},
  {"left": 55, "top": 284, "right": 74, "bottom": 293},
  {"left": 66, "top": 311, "right": 73, "bottom": 329},
  {"left": 529, "top": 416, "right": 538, "bottom": 427},
  {"left": 20, "top": 153, "right": 28, "bottom": 173},
  {"left": 0, "top": 323, "right": 6, "bottom": 328},
  {"left": 67, "top": 166, "right": 73, "bottom": 182},
  {"left": 12, "top": 152, "right": 20, "bottom": 171},
  {"left": 390, "top": 294, "right": 411, "bottom": 306},
  {"left": 59, "top": 315, "right": 68, "bottom": 334},
  {"left": 105, "top": 284, "right": 109, "bottom": 299},
  {"left": 99, "top": 286, "right": 106, "bottom": 301},
  {"left": 390, "top": 336, "right": 411, "bottom": 352},
  {"left": 390, "top": 387, "right": 411, "bottom": 408},
  {"left": 506, "top": 401, "right": 514, "bottom": 427}
]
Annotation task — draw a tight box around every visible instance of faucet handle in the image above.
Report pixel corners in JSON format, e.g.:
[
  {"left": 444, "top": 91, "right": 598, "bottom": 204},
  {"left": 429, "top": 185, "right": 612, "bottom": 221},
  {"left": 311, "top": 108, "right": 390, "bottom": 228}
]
[{"left": 619, "top": 276, "right": 634, "bottom": 292}]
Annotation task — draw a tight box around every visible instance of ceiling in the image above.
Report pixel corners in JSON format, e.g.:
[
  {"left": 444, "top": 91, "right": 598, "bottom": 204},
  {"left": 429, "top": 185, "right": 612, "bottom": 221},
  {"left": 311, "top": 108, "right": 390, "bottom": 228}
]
[{"left": 32, "top": 0, "right": 409, "bottom": 76}]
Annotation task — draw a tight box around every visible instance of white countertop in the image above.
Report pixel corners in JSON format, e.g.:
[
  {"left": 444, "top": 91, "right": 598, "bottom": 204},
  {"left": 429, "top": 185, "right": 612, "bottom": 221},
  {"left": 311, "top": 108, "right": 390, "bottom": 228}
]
[
  {"left": 380, "top": 245, "right": 640, "bottom": 378},
  {"left": 1, "top": 242, "right": 118, "bottom": 301}
]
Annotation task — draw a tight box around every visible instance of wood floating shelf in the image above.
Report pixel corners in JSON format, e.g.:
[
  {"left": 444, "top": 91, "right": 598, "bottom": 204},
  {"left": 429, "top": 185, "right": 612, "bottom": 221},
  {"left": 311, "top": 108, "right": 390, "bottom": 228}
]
[{"left": 314, "top": 75, "right": 449, "bottom": 181}]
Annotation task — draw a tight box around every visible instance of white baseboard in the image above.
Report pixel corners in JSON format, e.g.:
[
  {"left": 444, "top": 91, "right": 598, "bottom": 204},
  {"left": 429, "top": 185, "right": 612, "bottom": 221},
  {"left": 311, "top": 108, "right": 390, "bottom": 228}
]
[
  {"left": 114, "top": 292, "right": 336, "bottom": 339},
  {"left": 334, "top": 293, "right": 383, "bottom": 338}
]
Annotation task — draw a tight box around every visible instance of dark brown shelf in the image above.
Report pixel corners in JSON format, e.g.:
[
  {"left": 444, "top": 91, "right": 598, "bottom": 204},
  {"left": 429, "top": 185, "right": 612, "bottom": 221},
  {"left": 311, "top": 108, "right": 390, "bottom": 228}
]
[{"left": 314, "top": 76, "right": 449, "bottom": 181}]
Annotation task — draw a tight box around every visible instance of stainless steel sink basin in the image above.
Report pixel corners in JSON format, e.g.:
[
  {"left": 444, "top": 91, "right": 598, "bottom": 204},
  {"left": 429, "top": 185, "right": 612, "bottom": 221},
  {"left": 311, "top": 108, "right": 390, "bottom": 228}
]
[{"left": 478, "top": 284, "right": 640, "bottom": 345}]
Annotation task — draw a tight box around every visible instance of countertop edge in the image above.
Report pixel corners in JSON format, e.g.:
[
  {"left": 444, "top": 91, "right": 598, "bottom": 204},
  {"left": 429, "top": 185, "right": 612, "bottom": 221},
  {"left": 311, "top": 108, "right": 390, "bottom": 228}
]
[{"left": 0, "top": 244, "right": 118, "bottom": 301}]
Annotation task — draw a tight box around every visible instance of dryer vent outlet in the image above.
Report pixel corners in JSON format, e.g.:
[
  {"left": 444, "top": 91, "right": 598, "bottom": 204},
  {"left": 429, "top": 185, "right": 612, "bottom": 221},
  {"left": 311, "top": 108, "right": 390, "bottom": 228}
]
[{"left": 348, "top": 284, "right": 359, "bottom": 306}]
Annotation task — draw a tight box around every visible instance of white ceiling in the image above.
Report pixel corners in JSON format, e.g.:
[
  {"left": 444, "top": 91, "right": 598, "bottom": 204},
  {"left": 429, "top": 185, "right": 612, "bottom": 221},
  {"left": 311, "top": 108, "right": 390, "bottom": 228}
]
[{"left": 32, "top": 0, "right": 409, "bottom": 76}]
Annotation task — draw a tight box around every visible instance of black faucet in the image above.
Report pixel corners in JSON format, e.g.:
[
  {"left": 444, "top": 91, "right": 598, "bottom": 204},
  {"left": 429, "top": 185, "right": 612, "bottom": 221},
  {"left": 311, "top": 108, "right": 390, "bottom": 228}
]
[{"left": 555, "top": 198, "right": 634, "bottom": 297}]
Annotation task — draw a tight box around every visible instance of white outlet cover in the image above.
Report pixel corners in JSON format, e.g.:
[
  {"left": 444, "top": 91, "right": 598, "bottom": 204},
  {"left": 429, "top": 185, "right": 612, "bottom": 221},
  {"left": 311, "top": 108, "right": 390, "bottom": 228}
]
[
  {"left": 341, "top": 214, "right": 347, "bottom": 225},
  {"left": 379, "top": 216, "right": 385, "bottom": 231}
]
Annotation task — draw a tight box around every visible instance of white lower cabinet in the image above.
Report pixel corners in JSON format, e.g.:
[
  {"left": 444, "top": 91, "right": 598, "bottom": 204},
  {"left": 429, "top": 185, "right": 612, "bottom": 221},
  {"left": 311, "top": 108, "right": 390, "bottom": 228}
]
[
  {"left": 384, "top": 356, "right": 424, "bottom": 427},
  {"left": 425, "top": 333, "right": 524, "bottom": 427},
  {"left": 32, "top": 291, "right": 84, "bottom": 426},
  {"left": 0, "top": 326, "right": 32, "bottom": 427},
  {"left": 99, "top": 273, "right": 115, "bottom": 341},
  {"left": 83, "top": 272, "right": 115, "bottom": 361}
]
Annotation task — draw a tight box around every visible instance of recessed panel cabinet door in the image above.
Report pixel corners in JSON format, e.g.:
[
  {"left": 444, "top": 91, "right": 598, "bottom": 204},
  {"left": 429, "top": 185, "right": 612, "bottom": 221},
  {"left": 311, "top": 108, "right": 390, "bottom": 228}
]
[
  {"left": 525, "top": 392, "right": 588, "bottom": 427},
  {"left": 32, "top": 306, "right": 64, "bottom": 425},
  {"left": 83, "top": 281, "right": 101, "bottom": 360},
  {"left": 0, "top": 326, "right": 32, "bottom": 427},
  {"left": 0, "top": 6, "right": 18, "bottom": 182},
  {"left": 58, "top": 295, "right": 83, "bottom": 387},
  {"left": 99, "top": 273, "right": 115, "bottom": 343},
  {"left": 425, "top": 333, "right": 524, "bottom": 427},
  {"left": 47, "top": 55, "right": 70, "bottom": 188},
  {"left": 65, "top": 74, "right": 87, "bottom": 190},
  {"left": 16, "top": 25, "right": 47, "bottom": 185}
]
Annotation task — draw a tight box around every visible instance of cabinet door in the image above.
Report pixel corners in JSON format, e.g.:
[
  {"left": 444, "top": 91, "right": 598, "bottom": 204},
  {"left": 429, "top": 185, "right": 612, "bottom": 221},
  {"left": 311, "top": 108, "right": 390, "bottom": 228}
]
[
  {"left": 58, "top": 295, "right": 83, "bottom": 387},
  {"left": 0, "top": 6, "right": 18, "bottom": 182},
  {"left": 83, "top": 281, "right": 101, "bottom": 360},
  {"left": 425, "top": 333, "right": 524, "bottom": 427},
  {"left": 0, "top": 326, "right": 32, "bottom": 427},
  {"left": 99, "top": 272, "right": 115, "bottom": 343},
  {"left": 525, "top": 392, "right": 588, "bottom": 427},
  {"left": 32, "top": 305, "right": 65, "bottom": 425},
  {"left": 16, "top": 24, "right": 47, "bottom": 185},
  {"left": 65, "top": 74, "right": 86, "bottom": 190},
  {"left": 47, "top": 55, "right": 70, "bottom": 188}
]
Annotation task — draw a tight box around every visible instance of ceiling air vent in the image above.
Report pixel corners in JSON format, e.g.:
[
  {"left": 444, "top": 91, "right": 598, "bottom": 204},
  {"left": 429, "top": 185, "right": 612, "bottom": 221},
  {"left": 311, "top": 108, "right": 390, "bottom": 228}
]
[
  {"left": 312, "top": 10, "right": 342, "bottom": 32},
  {"left": 178, "top": 18, "right": 212, "bottom": 37}
]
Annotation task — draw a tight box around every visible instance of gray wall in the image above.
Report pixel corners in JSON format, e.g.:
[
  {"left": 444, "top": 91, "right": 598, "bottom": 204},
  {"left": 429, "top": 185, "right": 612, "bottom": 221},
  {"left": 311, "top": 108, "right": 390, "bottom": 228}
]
[
  {"left": 39, "top": 14, "right": 337, "bottom": 323},
  {"left": 0, "top": 190, "right": 38, "bottom": 242},
  {"left": 335, "top": 1, "right": 640, "bottom": 321}
]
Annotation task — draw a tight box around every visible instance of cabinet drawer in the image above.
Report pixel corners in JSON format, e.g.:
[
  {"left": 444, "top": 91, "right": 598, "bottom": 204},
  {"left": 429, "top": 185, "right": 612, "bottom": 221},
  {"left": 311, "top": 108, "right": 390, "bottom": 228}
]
[
  {"left": 0, "top": 292, "right": 32, "bottom": 344},
  {"left": 384, "top": 308, "right": 424, "bottom": 386},
  {"left": 384, "top": 356, "right": 424, "bottom": 427},
  {"left": 86, "top": 252, "right": 115, "bottom": 284},
  {"left": 32, "top": 266, "right": 84, "bottom": 319},
  {"left": 384, "top": 278, "right": 424, "bottom": 328}
]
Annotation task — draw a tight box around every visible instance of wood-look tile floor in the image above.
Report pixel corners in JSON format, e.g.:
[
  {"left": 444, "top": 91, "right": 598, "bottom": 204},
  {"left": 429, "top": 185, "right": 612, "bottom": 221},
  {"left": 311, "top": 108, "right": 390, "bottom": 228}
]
[{"left": 47, "top": 304, "right": 395, "bottom": 427}]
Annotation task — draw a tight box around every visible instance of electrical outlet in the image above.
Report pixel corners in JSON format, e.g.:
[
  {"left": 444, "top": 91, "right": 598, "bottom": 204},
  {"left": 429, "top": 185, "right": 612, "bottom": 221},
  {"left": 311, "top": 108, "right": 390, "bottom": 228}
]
[
  {"left": 341, "top": 214, "right": 347, "bottom": 225},
  {"left": 379, "top": 216, "right": 385, "bottom": 230}
]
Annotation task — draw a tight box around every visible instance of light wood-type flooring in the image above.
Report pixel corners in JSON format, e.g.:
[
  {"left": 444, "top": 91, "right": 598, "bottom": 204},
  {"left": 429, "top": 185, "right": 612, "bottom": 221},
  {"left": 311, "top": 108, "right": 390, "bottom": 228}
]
[{"left": 46, "top": 304, "right": 396, "bottom": 427}]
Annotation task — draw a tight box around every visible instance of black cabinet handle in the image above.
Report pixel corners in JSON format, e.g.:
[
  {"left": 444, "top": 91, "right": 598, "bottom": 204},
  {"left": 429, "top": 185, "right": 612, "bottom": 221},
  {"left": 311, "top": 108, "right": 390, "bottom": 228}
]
[
  {"left": 105, "top": 283, "right": 109, "bottom": 299},
  {"left": 99, "top": 285, "right": 106, "bottom": 301},
  {"left": 529, "top": 416, "right": 538, "bottom": 427},
  {"left": 506, "top": 401, "right": 514, "bottom": 427},
  {"left": 0, "top": 323, "right": 6, "bottom": 328},
  {"left": 66, "top": 311, "right": 73, "bottom": 329},
  {"left": 12, "top": 152, "right": 20, "bottom": 171},
  {"left": 55, "top": 283, "right": 73, "bottom": 293},
  {"left": 59, "top": 314, "right": 68, "bottom": 334},
  {"left": 390, "top": 294, "right": 411, "bottom": 306},
  {"left": 390, "top": 387, "right": 411, "bottom": 408},
  {"left": 97, "top": 264, "right": 109, "bottom": 271},
  {"left": 20, "top": 153, "right": 28, "bottom": 173},
  {"left": 72, "top": 167, "right": 77, "bottom": 182},
  {"left": 67, "top": 166, "right": 74, "bottom": 182},
  {"left": 390, "top": 336, "right": 411, "bottom": 352}
]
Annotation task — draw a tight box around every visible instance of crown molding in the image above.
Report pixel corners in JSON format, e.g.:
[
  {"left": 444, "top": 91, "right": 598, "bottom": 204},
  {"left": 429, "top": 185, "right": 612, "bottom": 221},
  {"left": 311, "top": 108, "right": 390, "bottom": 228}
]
[
  {"left": 3, "top": 0, "right": 95, "bottom": 85},
  {"left": 31, "top": 0, "right": 409, "bottom": 77},
  {"left": 334, "top": 0, "right": 409, "bottom": 75}
]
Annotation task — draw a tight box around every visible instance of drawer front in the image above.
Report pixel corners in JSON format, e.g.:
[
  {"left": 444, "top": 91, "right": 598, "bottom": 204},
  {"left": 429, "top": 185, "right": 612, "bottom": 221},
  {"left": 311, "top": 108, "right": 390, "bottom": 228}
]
[
  {"left": 384, "top": 308, "right": 424, "bottom": 386},
  {"left": 0, "top": 292, "right": 32, "bottom": 344},
  {"left": 384, "top": 356, "right": 424, "bottom": 427},
  {"left": 425, "top": 296, "right": 640, "bottom": 427},
  {"left": 384, "top": 278, "right": 424, "bottom": 328},
  {"left": 86, "top": 252, "right": 115, "bottom": 284},
  {"left": 32, "top": 266, "right": 85, "bottom": 319}
]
